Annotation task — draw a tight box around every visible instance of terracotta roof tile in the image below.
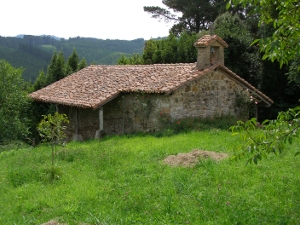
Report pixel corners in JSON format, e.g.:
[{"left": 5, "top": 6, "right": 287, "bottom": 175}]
[
  {"left": 194, "top": 35, "right": 228, "bottom": 48},
  {"left": 29, "top": 63, "right": 273, "bottom": 108}
]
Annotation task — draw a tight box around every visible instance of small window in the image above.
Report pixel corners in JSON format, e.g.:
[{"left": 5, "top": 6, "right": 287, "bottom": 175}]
[{"left": 210, "top": 46, "right": 220, "bottom": 63}]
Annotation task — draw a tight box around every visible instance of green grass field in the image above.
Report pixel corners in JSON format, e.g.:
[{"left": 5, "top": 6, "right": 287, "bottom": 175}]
[{"left": 0, "top": 131, "right": 299, "bottom": 225}]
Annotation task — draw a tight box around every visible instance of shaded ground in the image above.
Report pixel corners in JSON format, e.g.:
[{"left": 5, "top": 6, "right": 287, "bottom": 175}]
[{"left": 163, "top": 149, "right": 228, "bottom": 167}]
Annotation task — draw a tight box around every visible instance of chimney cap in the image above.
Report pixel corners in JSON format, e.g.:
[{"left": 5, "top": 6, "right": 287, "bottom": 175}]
[{"left": 194, "top": 35, "right": 228, "bottom": 48}]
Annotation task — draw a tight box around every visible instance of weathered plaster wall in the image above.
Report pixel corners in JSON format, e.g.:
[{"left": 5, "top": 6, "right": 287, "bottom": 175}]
[{"left": 59, "top": 70, "right": 249, "bottom": 140}]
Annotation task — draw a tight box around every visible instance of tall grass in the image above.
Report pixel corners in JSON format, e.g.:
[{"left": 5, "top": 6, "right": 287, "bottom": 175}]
[{"left": 0, "top": 131, "right": 299, "bottom": 224}]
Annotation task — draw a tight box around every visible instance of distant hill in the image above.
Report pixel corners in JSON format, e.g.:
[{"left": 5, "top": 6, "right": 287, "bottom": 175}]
[{"left": 0, "top": 35, "right": 145, "bottom": 81}]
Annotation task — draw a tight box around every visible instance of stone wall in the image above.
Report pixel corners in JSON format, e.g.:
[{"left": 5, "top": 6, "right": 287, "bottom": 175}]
[
  {"left": 58, "top": 105, "right": 99, "bottom": 141},
  {"left": 196, "top": 42, "right": 225, "bottom": 70},
  {"left": 59, "top": 69, "right": 249, "bottom": 140},
  {"left": 169, "top": 70, "right": 245, "bottom": 118}
]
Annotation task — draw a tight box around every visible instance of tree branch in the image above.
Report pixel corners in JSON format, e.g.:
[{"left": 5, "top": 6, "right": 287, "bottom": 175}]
[{"left": 144, "top": 6, "right": 179, "bottom": 22}]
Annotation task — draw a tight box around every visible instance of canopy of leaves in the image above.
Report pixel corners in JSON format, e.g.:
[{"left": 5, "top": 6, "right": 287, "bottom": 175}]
[
  {"left": 0, "top": 60, "right": 30, "bottom": 143},
  {"left": 213, "top": 12, "right": 262, "bottom": 87},
  {"left": 144, "top": 0, "right": 227, "bottom": 35},
  {"left": 118, "top": 33, "right": 198, "bottom": 65},
  {"left": 286, "top": 57, "right": 300, "bottom": 86},
  {"left": 227, "top": 0, "right": 300, "bottom": 67}
]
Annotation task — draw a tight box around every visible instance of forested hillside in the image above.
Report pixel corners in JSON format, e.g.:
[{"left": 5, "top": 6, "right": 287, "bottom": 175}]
[{"left": 0, "top": 35, "right": 144, "bottom": 81}]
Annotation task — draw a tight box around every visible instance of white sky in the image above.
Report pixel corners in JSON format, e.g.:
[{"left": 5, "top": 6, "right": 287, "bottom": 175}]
[{"left": 1, "top": 0, "right": 175, "bottom": 40}]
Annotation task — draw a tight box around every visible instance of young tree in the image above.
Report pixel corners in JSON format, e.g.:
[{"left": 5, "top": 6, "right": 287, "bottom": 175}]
[
  {"left": 46, "top": 51, "right": 66, "bottom": 84},
  {"left": 33, "top": 70, "right": 47, "bottom": 91},
  {"left": 0, "top": 60, "right": 30, "bottom": 144},
  {"left": 78, "top": 57, "right": 87, "bottom": 70},
  {"left": 66, "top": 48, "right": 79, "bottom": 74},
  {"left": 37, "top": 112, "right": 69, "bottom": 167}
]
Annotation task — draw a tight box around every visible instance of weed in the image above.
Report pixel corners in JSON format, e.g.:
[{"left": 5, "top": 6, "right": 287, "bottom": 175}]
[{"left": 40, "top": 166, "right": 63, "bottom": 182}]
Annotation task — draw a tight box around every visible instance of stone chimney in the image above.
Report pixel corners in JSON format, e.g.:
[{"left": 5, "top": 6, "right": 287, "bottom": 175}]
[{"left": 194, "top": 35, "right": 228, "bottom": 70}]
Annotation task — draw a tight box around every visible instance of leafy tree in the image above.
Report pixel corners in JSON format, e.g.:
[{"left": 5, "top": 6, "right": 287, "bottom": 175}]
[
  {"left": 37, "top": 112, "right": 69, "bottom": 167},
  {"left": 143, "top": 39, "right": 159, "bottom": 64},
  {"left": 227, "top": 0, "right": 300, "bottom": 67},
  {"left": 119, "top": 32, "right": 198, "bottom": 65},
  {"left": 177, "top": 32, "right": 198, "bottom": 63},
  {"left": 118, "top": 54, "right": 144, "bottom": 65},
  {"left": 258, "top": 58, "right": 299, "bottom": 119},
  {"left": 0, "top": 60, "right": 30, "bottom": 144},
  {"left": 286, "top": 57, "right": 300, "bottom": 86},
  {"left": 161, "top": 34, "right": 178, "bottom": 63},
  {"left": 213, "top": 12, "right": 262, "bottom": 87},
  {"left": 144, "top": 0, "right": 227, "bottom": 35}
]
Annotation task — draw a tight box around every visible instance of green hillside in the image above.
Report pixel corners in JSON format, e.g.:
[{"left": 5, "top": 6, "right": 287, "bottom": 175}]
[{"left": 0, "top": 35, "right": 145, "bottom": 81}]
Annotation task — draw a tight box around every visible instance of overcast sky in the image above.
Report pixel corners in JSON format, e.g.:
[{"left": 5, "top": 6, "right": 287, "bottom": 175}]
[{"left": 1, "top": 0, "right": 175, "bottom": 40}]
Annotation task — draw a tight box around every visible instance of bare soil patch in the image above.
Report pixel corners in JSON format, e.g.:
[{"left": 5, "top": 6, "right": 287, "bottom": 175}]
[
  {"left": 40, "top": 220, "right": 88, "bottom": 225},
  {"left": 163, "top": 149, "right": 228, "bottom": 167},
  {"left": 40, "top": 221, "right": 66, "bottom": 225}
]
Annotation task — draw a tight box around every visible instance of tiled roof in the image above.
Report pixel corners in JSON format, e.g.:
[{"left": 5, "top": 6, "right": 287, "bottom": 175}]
[
  {"left": 194, "top": 35, "right": 228, "bottom": 48},
  {"left": 29, "top": 63, "right": 273, "bottom": 109}
]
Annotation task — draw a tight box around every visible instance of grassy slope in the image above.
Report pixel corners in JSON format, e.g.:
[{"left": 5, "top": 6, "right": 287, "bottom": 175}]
[{"left": 0, "top": 131, "right": 299, "bottom": 225}]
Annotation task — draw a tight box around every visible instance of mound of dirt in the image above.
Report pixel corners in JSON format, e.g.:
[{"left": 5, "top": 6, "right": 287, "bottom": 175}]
[
  {"left": 41, "top": 220, "right": 90, "bottom": 225},
  {"left": 40, "top": 221, "right": 66, "bottom": 225},
  {"left": 163, "top": 149, "right": 228, "bottom": 167}
]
